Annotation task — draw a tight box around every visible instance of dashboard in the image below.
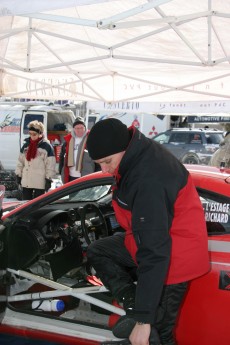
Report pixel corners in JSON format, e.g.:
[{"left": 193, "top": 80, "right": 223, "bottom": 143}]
[{"left": 6, "top": 200, "right": 122, "bottom": 276}]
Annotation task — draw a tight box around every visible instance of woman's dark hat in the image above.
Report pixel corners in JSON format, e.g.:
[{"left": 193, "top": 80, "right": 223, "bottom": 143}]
[{"left": 87, "top": 118, "right": 130, "bottom": 160}]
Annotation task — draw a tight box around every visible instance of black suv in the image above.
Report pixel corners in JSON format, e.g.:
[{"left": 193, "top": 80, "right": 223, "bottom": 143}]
[{"left": 153, "top": 128, "right": 224, "bottom": 165}]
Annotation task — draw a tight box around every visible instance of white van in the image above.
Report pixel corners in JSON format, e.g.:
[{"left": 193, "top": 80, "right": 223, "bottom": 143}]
[{"left": 0, "top": 104, "right": 75, "bottom": 171}]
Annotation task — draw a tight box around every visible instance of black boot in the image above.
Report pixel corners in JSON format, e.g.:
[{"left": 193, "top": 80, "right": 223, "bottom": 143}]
[
  {"left": 112, "top": 313, "right": 135, "bottom": 338},
  {"left": 112, "top": 285, "right": 136, "bottom": 339}
]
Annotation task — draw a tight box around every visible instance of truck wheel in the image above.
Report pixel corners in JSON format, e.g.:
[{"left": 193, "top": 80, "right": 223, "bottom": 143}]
[{"left": 181, "top": 153, "right": 199, "bottom": 164}]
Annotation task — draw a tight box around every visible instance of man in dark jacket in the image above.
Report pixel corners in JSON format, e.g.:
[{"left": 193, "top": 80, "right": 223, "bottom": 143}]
[{"left": 86, "top": 119, "right": 209, "bottom": 345}]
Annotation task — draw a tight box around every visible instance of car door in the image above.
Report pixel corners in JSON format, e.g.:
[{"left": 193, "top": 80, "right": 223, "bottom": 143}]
[{"left": 176, "top": 188, "right": 230, "bottom": 345}]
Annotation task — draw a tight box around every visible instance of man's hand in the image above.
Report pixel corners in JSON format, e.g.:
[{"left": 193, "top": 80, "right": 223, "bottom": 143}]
[
  {"left": 16, "top": 175, "right": 22, "bottom": 186},
  {"left": 129, "top": 323, "right": 151, "bottom": 345}
]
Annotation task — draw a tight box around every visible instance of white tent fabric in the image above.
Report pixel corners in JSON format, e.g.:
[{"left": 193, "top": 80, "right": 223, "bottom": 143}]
[{"left": 1, "top": 0, "right": 230, "bottom": 104}]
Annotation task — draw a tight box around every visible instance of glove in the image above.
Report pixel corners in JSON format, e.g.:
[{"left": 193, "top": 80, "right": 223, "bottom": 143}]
[
  {"left": 45, "top": 179, "right": 52, "bottom": 192},
  {"left": 16, "top": 175, "right": 22, "bottom": 186}
]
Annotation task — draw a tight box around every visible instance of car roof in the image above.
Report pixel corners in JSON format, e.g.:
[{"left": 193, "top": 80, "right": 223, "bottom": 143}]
[
  {"left": 167, "top": 128, "right": 223, "bottom": 133},
  {"left": 186, "top": 164, "right": 230, "bottom": 178},
  {"left": 186, "top": 164, "right": 230, "bottom": 197}
]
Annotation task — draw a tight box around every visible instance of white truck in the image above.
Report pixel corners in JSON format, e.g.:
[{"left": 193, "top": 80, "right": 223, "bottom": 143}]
[
  {"left": 0, "top": 103, "right": 75, "bottom": 171},
  {"left": 85, "top": 101, "right": 170, "bottom": 138}
]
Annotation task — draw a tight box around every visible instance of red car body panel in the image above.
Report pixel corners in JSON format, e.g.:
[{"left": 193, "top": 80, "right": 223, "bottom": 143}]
[
  {"left": 186, "top": 164, "right": 230, "bottom": 196},
  {"left": 175, "top": 165, "right": 230, "bottom": 345},
  {"left": 0, "top": 325, "right": 99, "bottom": 345}
]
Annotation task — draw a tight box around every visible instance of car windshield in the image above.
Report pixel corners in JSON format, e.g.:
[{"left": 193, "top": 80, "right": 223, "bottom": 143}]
[
  {"left": 153, "top": 132, "right": 170, "bottom": 143},
  {"left": 54, "top": 184, "right": 111, "bottom": 203}
]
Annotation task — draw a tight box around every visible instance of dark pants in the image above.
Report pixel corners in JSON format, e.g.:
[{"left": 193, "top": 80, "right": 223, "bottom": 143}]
[
  {"left": 22, "top": 187, "right": 45, "bottom": 200},
  {"left": 87, "top": 233, "right": 188, "bottom": 345},
  {"left": 69, "top": 176, "right": 79, "bottom": 182}
]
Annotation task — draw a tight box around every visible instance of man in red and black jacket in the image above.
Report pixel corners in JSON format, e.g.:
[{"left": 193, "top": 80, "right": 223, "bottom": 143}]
[
  {"left": 87, "top": 119, "right": 210, "bottom": 345},
  {"left": 59, "top": 117, "right": 99, "bottom": 183}
]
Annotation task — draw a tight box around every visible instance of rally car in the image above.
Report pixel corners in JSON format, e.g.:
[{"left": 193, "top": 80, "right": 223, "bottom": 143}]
[{"left": 0, "top": 165, "right": 229, "bottom": 345}]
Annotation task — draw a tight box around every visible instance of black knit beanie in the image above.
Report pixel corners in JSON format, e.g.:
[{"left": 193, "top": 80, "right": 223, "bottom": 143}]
[
  {"left": 87, "top": 118, "right": 130, "bottom": 160},
  {"left": 73, "top": 116, "right": 86, "bottom": 128}
]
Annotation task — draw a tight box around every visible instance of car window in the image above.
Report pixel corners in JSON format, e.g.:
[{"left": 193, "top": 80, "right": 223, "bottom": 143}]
[
  {"left": 53, "top": 185, "right": 111, "bottom": 203},
  {"left": 198, "top": 188, "right": 230, "bottom": 235},
  {"left": 169, "top": 132, "right": 190, "bottom": 144},
  {"left": 23, "top": 113, "right": 44, "bottom": 134},
  {"left": 205, "top": 133, "right": 224, "bottom": 145},
  {"left": 189, "top": 133, "right": 202, "bottom": 144},
  {"left": 68, "top": 185, "right": 111, "bottom": 201},
  {"left": 153, "top": 132, "right": 170, "bottom": 144}
]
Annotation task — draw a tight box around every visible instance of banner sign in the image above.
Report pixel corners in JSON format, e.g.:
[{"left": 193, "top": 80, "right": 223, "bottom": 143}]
[
  {"left": 188, "top": 116, "right": 230, "bottom": 123},
  {"left": 87, "top": 101, "right": 230, "bottom": 115}
]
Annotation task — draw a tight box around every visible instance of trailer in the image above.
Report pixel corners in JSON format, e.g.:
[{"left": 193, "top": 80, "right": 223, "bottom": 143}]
[{"left": 85, "top": 101, "right": 170, "bottom": 138}]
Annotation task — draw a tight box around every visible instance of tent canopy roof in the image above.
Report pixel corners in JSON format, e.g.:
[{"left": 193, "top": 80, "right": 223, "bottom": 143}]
[{"left": 1, "top": 0, "right": 230, "bottom": 103}]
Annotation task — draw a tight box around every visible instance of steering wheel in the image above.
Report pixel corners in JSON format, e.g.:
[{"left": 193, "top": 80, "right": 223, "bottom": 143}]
[{"left": 80, "top": 203, "right": 109, "bottom": 245}]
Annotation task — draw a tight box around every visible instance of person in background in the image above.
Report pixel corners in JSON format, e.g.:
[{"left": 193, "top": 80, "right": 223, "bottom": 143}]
[
  {"left": 209, "top": 122, "right": 230, "bottom": 168},
  {"left": 15, "top": 120, "right": 56, "bottom": 200},
  {"left": 86, "top": 118, "right": 210, "bottom": 345},
  {"left": 59, "top": 116, "right": 98, "bottom": 183}
]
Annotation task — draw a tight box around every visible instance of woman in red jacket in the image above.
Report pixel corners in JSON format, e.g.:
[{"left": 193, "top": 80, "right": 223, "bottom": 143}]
[{"left": 86, "top": 119, "right": 210, "bottom": 345}]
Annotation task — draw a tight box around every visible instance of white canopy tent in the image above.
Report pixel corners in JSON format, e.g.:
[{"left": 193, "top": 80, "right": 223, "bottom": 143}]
[{"left": 1, "top": 0, "right": 230, "bottom": 109}]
